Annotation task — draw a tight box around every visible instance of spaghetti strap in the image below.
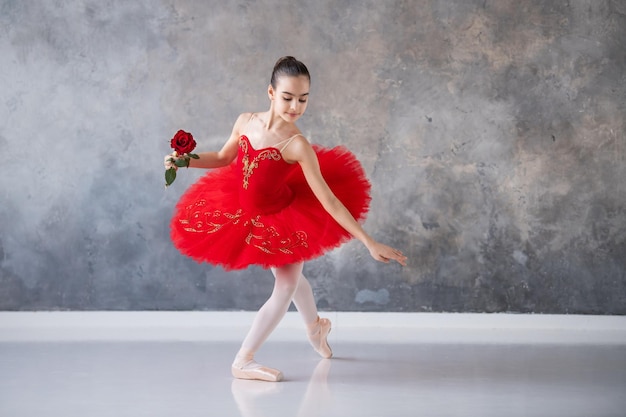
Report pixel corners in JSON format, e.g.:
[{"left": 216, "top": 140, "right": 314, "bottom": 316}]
[{"left": 278, "top": 134, "right": 303, "bottom": 152}]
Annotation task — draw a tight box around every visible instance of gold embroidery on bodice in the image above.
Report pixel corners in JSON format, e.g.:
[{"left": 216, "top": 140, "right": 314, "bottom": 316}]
[{"left": 239, "top": 138, "right": 282, "bottom": 189}]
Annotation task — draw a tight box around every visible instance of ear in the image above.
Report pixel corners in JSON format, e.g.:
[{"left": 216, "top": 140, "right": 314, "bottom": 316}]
[{"left": 268, "top": 84, "right": 275, "bottom": 101}]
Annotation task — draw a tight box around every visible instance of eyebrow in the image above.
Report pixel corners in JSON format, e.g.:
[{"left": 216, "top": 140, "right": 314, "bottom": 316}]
[{"left": 281, "top": 91, "right": 309, "bottom": 97}]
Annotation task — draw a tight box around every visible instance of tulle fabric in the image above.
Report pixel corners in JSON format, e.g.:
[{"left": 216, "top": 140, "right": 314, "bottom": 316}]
[{"left": 170, "top": 141, "right": 371, "bottom": 270}]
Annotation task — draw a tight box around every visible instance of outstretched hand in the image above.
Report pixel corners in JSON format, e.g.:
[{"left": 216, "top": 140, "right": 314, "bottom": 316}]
[{"left": 367, "top": 241, "right": 407, "bottom": 266}]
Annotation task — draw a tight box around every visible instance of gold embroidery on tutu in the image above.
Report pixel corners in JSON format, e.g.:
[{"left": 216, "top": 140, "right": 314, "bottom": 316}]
[
  {"left": 244, "top": 217, "right": 309, "bottom": 254},
  {"left": 239, "top": 138, "right": 282, "bottom": 189},
  {"left": 179, "top": 200, "right": 244, "bottom": 233},
  {"left": 255, "top": 230, "right": 308, "bottom": 255},
  {"left": 179, "top": 200, "right": 309, "bottom": 255}
]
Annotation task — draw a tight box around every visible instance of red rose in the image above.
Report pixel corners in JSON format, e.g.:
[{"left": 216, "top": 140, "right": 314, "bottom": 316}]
[
  {"left": 170, "top": 130, "right": 196, "bottom": 154},
  {"left": 165, "top": 129, "right": 199, "bottom": 187}
]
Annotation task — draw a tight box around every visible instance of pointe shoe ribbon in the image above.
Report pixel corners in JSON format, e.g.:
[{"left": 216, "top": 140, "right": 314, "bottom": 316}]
[
  {"left": 231, "top": 361, "right": 283, "bottom": 382},
  {"left": 308, "top": 317, "right": 333, "bottom": 359}
]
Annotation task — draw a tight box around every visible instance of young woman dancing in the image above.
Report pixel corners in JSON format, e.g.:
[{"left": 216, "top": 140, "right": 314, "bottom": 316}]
[{"left": 166, "top": 56, "right": 407, "bottom": 382}]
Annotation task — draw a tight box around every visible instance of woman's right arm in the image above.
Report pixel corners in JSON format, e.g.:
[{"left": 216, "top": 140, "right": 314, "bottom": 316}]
[{"left": 187, "top": 113, "right": 249, "bottom": 169}]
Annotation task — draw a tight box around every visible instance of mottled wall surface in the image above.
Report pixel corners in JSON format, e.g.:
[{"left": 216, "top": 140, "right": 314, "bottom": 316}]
[{"left": 1, "top": 0, "right": 624, "bottom": 313}]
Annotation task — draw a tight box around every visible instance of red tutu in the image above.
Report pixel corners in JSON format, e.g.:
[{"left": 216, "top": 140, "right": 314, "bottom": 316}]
[{"left": 170, "top": 135, "right": 371, "bottom": 270}]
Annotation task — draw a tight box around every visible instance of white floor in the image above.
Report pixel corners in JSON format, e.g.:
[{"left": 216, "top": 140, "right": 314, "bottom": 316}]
[{"left": 1, "top": 312, "right": 625, "bottom": 417}]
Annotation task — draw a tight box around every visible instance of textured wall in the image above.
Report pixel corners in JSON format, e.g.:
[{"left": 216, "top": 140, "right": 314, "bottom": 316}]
[{"left": 0, "top": 0, "right": 624, "bottom": 313}]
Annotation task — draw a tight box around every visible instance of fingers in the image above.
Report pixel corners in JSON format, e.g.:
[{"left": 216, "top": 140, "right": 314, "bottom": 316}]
[
  {"left": 371, "top": 243, "right": 407, "bottom": 266},
  {"left": 384, "top": 256, "right": 404, "bottom": 266},
  {"left": 385, "top": 247, "right": 407, "bottom": 266},
  {"left": 164, "top": 153, "right": 178, "bottom": 170}
]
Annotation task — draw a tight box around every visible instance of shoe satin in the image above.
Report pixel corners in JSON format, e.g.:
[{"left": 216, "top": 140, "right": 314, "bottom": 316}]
[
  {"left": 309, "top": 317, "right": 333, "bottom": 359},
  {"left": 231, "top": 361, "right": 283, "bottom": 382}
]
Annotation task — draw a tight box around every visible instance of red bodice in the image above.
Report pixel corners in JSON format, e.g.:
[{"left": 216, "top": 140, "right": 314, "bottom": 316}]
[{"left": 237, "top": 135, "right": 296, "bottom": 214}]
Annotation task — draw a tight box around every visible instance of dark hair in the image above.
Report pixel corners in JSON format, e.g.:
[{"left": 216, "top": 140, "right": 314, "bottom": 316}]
[{"left": 270, "top": 56, "right": 310, "bottom": 88}]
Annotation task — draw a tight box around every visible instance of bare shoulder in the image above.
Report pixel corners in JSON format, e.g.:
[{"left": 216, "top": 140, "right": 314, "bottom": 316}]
[
  {"left": 229, "top": 112, "right": 253, "bottom": 138},
  {"left": 235, "top": 112, "right": 254, "bottom": 128},
  {"left": 283, "top": 134, "right": 315, "bottom": 163},
  {"left": 287, "top": 133, "right": 312, "bottom": 150},
  {"left": 291, "top": 133, "right": 311, "bottom": 147}
]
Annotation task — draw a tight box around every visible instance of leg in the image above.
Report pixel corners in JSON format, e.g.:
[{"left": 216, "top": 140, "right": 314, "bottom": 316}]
[
  {"left": 232, "top": 263, "right": 303, "bottom": 382},
  {"left": 291, "top": 273, "right": 319, "bottom": 324},
  {"left": 292, "top": 273, "right": 333, "bottom": 359},
  {"left": 241, "top": 263, "right": 303, "bottom": 352}
]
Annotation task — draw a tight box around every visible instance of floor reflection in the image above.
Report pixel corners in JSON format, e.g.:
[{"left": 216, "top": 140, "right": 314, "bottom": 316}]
[
  {"left": 231, "top": 359, "right": 332, "bottom": 417},
  {"left": 1, "top": 339, "right": 624, "bottom": 417}
]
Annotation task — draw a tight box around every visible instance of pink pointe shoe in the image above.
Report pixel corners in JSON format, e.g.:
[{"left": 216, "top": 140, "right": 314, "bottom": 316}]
[
  {"left": 308, "top": 317, "right": 332, "bottom": 359},
  {"left": 231, "top": 358, "right": 283, "bottom": 382}
]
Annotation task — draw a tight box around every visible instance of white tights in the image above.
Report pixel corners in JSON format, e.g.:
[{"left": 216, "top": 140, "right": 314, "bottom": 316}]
[{"left": 236, "top": 262, "right": 319, "bottom": 359}]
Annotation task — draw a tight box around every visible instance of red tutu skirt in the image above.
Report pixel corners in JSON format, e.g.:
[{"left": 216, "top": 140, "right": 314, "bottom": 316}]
[{"left": 170, "top": 142, "right": 370, "bottom": 270}]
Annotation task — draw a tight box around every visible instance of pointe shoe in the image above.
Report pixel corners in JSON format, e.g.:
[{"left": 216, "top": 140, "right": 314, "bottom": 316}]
[
  {"left": 308, "top": 317, "right": 333, "bottom": 359},
  {"left": 231, "top": 361, "right": 283, "bottom": 382}
]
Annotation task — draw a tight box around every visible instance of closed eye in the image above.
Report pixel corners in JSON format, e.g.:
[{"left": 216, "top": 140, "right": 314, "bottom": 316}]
[{"left": 283, "top": 97, "right": 307, "bottom": 103}]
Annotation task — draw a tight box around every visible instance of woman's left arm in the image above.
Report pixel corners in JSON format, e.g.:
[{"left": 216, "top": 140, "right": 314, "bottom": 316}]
[{"left": 285, "top": 137, "right": 407, "bottom": 266}]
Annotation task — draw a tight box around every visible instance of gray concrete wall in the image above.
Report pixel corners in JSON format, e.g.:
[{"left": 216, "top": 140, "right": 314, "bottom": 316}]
[{"left": 1, "top": 0, "right": 624, "bottom": 313}]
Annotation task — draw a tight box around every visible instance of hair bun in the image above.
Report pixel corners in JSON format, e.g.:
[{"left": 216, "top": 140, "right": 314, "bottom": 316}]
[
  {"left": 276, "top": 56, "right": 296, "bottom": 65},
  {"left": 270, "top": 56, "right": 310, "bottom": 88}
]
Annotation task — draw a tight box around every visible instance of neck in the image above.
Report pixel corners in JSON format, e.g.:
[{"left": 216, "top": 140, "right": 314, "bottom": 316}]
[{"left": 265, "top": 106, "right": 293, "bottom": 131}]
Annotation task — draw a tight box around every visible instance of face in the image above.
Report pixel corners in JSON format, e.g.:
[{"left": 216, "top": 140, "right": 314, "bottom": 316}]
[{"left": 269, "top": 75, "right": 310, "bottom": 123}]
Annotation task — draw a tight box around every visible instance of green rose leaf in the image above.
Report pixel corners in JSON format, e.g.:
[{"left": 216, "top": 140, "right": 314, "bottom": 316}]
[
  {"left": 189, "top": 153, "right": 200, "bottom": 159},
  {"left": 165, "top": 167, "right": 177, "bottom": 186},
  {"left": 174, "top": 158, "right": 189, "bottom": 168}
]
